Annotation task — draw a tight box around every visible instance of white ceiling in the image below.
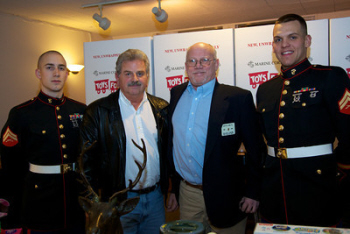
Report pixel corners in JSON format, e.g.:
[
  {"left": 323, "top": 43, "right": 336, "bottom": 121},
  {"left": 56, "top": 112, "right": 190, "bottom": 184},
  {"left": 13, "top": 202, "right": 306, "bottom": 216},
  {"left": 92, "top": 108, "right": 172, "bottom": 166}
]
[{"left": 1, "top": 0, "right": 350, "bottom": 38}]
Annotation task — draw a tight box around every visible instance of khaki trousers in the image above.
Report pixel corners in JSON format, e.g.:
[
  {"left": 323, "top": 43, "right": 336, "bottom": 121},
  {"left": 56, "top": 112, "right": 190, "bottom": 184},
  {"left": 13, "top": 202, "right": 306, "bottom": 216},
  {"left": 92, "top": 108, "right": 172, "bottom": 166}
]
[{"left": 179, "top": 180, "right": 247, "bottom": 234}]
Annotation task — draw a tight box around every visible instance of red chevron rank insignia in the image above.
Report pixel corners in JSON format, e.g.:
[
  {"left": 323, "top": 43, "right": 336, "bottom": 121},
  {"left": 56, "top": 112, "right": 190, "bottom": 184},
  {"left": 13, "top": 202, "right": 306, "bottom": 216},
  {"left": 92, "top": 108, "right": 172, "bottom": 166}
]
[
  {"left": 2, "top": 126, "right": 18, "bottom": 147},
  {"left": 339, "top": 89, "right": 350, "bottom": 115}
]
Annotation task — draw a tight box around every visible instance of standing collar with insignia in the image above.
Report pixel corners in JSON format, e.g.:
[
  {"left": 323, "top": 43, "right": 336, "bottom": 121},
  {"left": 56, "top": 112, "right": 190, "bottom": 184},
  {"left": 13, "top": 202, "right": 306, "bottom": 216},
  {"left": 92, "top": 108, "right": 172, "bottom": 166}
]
[
  {"left": 38, "top": 91, "right": 65, "bottom": 106},
  {"left": 281, "top": 58, "right": 312, "bottom": 79}
]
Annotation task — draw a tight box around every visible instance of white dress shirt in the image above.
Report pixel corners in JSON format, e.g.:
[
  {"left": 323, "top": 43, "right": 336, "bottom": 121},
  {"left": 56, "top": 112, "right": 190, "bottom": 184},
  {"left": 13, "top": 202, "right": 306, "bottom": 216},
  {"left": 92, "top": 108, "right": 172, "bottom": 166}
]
[{"left": 119, "top": 91, "right": 160, "bottom": 189}]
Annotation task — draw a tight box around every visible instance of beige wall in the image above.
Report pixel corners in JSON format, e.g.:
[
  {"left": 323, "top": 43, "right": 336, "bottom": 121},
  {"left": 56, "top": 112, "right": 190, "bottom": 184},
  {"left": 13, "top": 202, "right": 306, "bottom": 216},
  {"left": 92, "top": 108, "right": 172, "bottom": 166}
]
[
  {"left": 1, "top": 10, "right": 350, "bottom": 129},
  {"left": 0, "top": 13, "right": 91, "bottom": 129}
]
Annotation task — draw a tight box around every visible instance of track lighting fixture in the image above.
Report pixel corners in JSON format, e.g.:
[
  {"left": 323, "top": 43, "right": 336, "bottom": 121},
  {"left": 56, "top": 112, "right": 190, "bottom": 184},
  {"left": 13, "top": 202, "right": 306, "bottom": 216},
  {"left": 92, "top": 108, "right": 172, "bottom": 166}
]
[
  {"left": 82, "top": 1, "right": 132, "bottom": 30},
  {"left": 152, "top": 0, "right": 168, "bottom": 23},
  {"left": 93, "top": 5, "right": 111, "bottom": 30},
  {"left": 82, "top": 0, "right": 169, "bottom": 29}
]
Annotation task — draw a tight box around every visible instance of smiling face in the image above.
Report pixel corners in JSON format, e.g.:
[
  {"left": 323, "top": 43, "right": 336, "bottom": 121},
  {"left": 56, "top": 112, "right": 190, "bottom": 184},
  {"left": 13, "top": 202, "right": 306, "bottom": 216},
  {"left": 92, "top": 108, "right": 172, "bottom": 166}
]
[
  {"left": 35, "top": 52, "right": 68, "bottom": 98},
  {"left": 185, "top": 42, "right": 219, "bottom": 90},
  {"left": 272, "top": 20, "right": 311, "bottom": 70}
]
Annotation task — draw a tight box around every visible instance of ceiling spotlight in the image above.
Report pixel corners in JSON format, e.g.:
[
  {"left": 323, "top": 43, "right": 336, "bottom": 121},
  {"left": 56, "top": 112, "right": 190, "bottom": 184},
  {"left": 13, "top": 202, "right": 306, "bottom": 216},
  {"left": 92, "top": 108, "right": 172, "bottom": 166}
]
[
  {"left": 93, "top": 5, "right": 111, "bottom": 30},
  {"left": 82, "top": 1, "right": 136, "bottom": 30},
  {"left": 152, "top": 0, "right": 168, "bottom": 23}
]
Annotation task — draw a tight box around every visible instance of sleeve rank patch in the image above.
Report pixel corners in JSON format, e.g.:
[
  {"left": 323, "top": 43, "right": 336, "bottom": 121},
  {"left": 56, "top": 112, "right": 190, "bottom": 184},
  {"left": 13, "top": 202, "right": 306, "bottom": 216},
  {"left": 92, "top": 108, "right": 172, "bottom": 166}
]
[
  {"left": 2, "top": 126, "right": 18, "bottom": 147},
  {"left": 339, "top": 88, "right": 350, "bottom": 115}
]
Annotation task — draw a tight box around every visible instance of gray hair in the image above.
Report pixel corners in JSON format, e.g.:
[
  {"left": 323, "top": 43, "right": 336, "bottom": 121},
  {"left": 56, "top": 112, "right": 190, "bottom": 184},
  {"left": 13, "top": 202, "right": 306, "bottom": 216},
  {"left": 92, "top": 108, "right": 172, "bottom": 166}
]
[{"left": 116, "top": 49, "right": 150, "bottom": 76}]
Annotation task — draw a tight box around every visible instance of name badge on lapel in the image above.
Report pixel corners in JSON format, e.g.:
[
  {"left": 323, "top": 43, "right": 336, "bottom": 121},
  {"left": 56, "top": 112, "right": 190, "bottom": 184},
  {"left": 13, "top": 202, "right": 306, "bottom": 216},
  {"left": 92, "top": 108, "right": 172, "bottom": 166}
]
[{"left": 221, "top": 123, "right": 235, "bottom": 136}]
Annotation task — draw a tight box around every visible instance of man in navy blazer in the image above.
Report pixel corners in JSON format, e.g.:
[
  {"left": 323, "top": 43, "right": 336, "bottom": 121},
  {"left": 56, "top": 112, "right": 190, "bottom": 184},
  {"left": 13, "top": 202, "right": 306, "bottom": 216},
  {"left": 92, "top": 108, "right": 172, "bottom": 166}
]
[{"left": 167, "top": 42, "right": 264, "bottom": 233}]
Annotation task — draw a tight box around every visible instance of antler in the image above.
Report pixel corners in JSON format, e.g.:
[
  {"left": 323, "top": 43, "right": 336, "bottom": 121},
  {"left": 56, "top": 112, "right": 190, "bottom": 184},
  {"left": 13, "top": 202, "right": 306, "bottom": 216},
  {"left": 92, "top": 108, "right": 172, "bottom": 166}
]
[
  {"left": 77, "top": 140, "right": 100, "bottom": 202},
  {"left": 109, "top": 138, "right": 147, "bottom": 202}
]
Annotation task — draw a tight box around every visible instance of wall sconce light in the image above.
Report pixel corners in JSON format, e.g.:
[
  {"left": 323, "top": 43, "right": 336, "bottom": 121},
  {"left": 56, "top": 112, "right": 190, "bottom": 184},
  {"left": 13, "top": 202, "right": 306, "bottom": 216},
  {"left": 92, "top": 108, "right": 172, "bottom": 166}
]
[
  {"left": 152, "top": 0, "right": 168, "bottom": 23},
  {"left": 93, "top": 5, "right": 111, "bottom": 30},
  {"left": 67, "top": 64, "right": 84, "bottom": 74}
]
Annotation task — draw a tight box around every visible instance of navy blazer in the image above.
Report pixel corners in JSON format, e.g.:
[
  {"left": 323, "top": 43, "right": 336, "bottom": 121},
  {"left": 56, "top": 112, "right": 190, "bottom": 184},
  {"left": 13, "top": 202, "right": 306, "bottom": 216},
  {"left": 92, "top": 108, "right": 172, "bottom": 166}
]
[{"left": 168, "top": 80, "right": 264, "bottom": 228}]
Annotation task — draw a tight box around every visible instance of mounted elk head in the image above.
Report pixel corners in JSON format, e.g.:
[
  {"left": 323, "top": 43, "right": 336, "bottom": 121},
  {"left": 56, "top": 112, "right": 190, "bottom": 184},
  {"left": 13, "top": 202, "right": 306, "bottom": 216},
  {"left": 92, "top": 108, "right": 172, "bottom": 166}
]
[{"left": 78, "top": 139, "right": 147, "bottom": 234}]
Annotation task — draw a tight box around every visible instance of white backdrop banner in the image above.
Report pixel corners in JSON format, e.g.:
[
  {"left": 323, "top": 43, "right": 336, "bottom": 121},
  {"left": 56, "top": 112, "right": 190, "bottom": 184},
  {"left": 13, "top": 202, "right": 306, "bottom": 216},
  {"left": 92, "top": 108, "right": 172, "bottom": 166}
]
[
  {"left": 235, "top": 19, "right": 329, "bottom": 103},
  {"left": 330, "top": 17, "right": 350, "bottom": 78},
  {"left": 84, "top": 37, "right": 153, "bottom": 105},
  {"left": 153, "top": 29, "right": 234, "bottom": 102}
]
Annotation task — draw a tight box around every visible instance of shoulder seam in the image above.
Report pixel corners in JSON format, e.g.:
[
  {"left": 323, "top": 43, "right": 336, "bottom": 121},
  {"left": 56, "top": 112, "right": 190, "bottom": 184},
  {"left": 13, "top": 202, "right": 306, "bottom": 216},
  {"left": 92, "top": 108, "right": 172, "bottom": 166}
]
[{"left": 15, "top": 97, "right": 37, "bottom": 109}]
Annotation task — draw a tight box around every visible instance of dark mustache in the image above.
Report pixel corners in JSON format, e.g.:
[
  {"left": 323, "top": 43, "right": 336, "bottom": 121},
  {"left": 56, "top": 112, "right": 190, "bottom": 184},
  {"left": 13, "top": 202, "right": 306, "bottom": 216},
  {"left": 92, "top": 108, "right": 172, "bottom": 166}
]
[{"left": 128, "top": 81, "right": 142, "bottom": 86}]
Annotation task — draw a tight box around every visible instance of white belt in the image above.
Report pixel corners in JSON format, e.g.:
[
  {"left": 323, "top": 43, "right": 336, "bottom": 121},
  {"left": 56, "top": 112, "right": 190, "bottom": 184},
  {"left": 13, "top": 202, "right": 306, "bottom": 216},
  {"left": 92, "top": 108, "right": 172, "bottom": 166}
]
[
  {"left": 29, "top": 163, "right": 76, "bottom": 174},
  {"left": 267, "top": 144, "right": 333, "bottom": 159}
]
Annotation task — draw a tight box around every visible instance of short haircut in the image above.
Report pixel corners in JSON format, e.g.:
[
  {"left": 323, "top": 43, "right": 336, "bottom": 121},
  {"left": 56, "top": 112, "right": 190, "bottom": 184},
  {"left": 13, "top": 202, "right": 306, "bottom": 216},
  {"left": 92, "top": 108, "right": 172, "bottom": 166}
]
[
  {"left": 37, "top": 50, "right": 64, "bottom": 68},
  {"left": 115, "top": 49, "right": 150, "bottom": 76},
  {"left": 275, "top": 14, "right": 308, "bottom": 35}
]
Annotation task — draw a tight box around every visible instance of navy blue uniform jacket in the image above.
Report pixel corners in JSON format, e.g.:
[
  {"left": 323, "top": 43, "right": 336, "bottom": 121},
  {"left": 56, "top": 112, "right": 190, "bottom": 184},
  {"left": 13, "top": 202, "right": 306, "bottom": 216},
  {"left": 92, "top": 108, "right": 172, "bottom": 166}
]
[
  {"left": 0, "top": 91, "right": 86, "bottom": 230},
  {"left": 257, "top": 59, "right": 350, "bottom": 226}
]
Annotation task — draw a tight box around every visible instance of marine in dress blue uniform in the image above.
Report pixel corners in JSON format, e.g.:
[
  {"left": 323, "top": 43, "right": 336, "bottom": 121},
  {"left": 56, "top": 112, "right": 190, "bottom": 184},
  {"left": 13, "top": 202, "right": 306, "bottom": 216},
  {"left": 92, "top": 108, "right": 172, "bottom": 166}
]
[
  {"left": 0, "top": 51, "right": 86, "bottom": 233},
  {"left": 257, "top": 14, "right": 350, "bottom": 226}
]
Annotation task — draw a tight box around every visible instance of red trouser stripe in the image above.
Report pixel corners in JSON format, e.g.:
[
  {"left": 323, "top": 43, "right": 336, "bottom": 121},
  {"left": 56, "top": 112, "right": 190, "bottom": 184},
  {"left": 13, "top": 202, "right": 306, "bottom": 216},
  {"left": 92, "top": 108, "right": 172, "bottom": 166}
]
[{"left": 279, "top": 159, "right": 288, "bottom": 224}]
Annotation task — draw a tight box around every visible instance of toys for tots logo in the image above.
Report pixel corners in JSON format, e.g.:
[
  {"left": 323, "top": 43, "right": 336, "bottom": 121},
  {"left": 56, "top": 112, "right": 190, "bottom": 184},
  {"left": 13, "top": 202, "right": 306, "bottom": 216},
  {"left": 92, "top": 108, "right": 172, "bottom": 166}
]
[
  {"left": 166, "top": 75, "right": 189, "bottom": 90},
  {"left": 249, "top": 71, "right": 278, "bottom": 89},
  {"left": 94, "top": 79, "right": 118, "bottom": 94}
]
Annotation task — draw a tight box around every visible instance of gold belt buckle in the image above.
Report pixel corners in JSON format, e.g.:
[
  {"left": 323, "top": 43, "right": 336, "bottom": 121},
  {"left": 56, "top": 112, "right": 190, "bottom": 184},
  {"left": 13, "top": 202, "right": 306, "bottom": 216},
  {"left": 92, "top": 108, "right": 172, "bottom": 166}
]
[
  {"left": 277, "top": 148, "right": 287, "bottom": 159},
  {"left": 60, "top": 164, "right": 72, "bottom": 174}
]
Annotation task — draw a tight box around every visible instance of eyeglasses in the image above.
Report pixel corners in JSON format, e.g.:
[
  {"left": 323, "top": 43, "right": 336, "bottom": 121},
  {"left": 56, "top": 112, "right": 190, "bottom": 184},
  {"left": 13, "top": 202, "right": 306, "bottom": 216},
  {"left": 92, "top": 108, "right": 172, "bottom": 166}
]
[{"left": 186, "top": 58, "right": 216, "bottom": 67}]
